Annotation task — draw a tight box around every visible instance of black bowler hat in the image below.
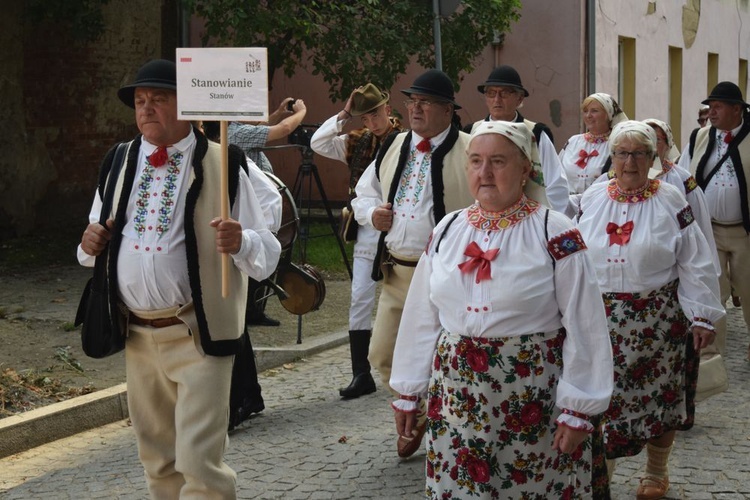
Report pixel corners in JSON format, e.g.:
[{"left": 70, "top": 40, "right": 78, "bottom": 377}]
[
  {"left": 401, "top": 69, "right": 461, "bottom": 109},
  {"left": 702, "top": 81, "right": 749, "bottom": 107},
  {"left": 117, "top": 59, "right": 177, "bottom": 109},
  {"left": 478, "top": 65, "right": 529, "bottom": 97}
]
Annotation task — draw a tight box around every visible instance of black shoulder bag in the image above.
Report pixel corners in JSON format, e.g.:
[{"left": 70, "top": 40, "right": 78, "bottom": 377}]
[{"left": 74, "top": 142, "right": 129, "bottom": 358}]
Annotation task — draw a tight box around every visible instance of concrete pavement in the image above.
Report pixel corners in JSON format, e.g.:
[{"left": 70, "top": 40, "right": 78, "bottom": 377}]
[{"left": 1, "top": 306, "right": 750, "bottom": 499}]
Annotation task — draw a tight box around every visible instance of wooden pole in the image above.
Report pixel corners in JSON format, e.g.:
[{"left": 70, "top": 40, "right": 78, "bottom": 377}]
[{"left": 220, "top": 121, "right": 230, "bottom": 298}]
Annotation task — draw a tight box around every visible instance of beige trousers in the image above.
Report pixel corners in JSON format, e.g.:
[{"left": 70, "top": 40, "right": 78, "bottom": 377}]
[
  {"left": 126, "top": 322, "right": 236, "bottom": 499},
  {"left": 706, "top": 224, "right": 750, "bottom": 356},
  {"left": 368, "top": 263, "right": 416, "bottom": 395}
]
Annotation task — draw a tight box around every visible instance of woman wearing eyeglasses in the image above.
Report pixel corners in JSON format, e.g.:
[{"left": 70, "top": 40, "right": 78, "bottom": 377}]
[
  {"left": 559, "top": 93, "right": 628, "bottom": 197},
  {"left": 577, "top": 121, "right": 724, "bottom": 499}
]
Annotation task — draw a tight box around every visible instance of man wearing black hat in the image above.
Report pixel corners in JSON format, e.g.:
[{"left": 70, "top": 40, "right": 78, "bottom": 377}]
[
  {"left": 351, "top": 69, "right": 474, "bottom": 457},
  {"left": 77, "top": 59, "right": 281, "bottom": 498},
  {"left": 679, "top": 81, "right": 750, "bottom": 390},
  {"left": 467, "top": 65, "right": 572, "bottom": 216},
  {"left": 310, "top": 83, "right": 404, "bottom": 400}
]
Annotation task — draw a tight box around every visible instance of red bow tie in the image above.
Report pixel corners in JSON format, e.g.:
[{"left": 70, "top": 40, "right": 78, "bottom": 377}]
[
  {"left": 416, "top": 139, "right": 432, "bottom": 153},
  {"left": 724, "top": 132, "right": 733, "bottom": 144},
  {"left": 457, "top": 242, "right": 500, "bottom": 283},
  {"left": 606, "top": 221, "right": 634, "bottom": 246},
  {"left": 576, "top": 149, "right": 599, "bottom": 168},
  {"left": 148, "top": 146, "right": 169, "bottom": 167}
]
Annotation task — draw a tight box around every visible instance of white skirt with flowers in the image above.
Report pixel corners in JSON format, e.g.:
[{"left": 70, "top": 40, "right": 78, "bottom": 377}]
[{"left": 424, "top": 328, "right": 594, "bottom": 499}]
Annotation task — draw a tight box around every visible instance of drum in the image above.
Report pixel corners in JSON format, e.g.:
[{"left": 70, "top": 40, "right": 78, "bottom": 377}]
[
  {"left": 276, "top": 263, "right": 326, "bottom": 315},
  {"left": 263, "top": 172, "right": 299, "bottom": 253}
]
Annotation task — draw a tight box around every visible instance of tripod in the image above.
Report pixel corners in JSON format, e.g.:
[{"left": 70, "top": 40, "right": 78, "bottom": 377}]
[{"left": 291, "top": 144, "right": 353, "bottom": 278}]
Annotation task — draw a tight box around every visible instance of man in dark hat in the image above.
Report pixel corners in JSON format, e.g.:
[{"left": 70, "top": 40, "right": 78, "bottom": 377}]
[
  {"left": 467, "top": 65, "right": 572, "bottom": 215},
  {"left": 77, "top": 59, "right": 281, "bottom": 498},
  {"left": 351, "top": 69, "right": 474, "bottom": 457},
  {"left": 310, "top": 83, "right": 404, "bottom": 400},
  {"left": 679, "top": 81, "right": 750, "bottom": 397}
]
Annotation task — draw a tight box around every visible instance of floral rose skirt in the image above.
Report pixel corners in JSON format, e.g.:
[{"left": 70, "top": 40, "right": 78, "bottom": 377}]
[
  {"left": 425, "top": 329, "right": 596, "bottom": 499},
  {"left": 601, "top": 279, "right": 698, "bottom": 459}
]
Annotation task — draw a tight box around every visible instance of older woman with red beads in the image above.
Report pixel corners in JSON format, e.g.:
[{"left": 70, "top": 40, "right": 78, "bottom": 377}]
[
  {"left": 390, "top": 121, "right": 613, "bottom": 499},
  {"left": 577, "top": 120, "right": 724, "bottom": 499},
  {"left": 559, "top": 93, "right": 628, "bottom": 197}
]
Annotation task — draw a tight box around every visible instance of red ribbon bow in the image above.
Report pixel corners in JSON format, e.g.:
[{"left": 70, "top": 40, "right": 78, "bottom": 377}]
[
  {"left": 606, "top": 221, "right": 634, "bottom": 246},
  {"left": 724, "top": 132, "right": 733, "bottom": 144},
  {"left": 575, "top": 149, "right": 599, "bottom": 168},
  {"left": 148, "top": 146, "right": 169, "bottom": 167},
  {"left": 457, "top": 242, "right": 500, "bottom": 283},
  {"left": 416, "top": 139, "right": 432, "bottom": 153}
]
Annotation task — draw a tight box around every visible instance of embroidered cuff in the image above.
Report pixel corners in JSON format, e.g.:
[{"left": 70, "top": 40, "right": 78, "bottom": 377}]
[
  {"left": 561, "top": 408, "right": 590, "bottom": 421},
  {"left": 556, "top": 417, "right": 594, "bottom": 433},
  {"left": 391, "top": 396, "right": 420, "bottom": 413},
  {"left": 692, "top": 317, "right": 714, "bottom": 331}
]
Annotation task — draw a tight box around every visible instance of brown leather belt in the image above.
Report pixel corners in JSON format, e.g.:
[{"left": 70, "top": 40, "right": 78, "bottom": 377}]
[
  {"left": 389, "top": 255, "right": 419, "bottom": 267},
  {"left": 129, "top": 313, "right": 183, "bottom": 328}
]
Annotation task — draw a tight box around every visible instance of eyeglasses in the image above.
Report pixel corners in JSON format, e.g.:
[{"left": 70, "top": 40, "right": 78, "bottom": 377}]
[
  {"left": 611, "top": 150, "right": 651, "bottom": 161},
  {"left": 404, "top": 99, "right": 444, "bottom": 110},
  {"left": 484, "top": 89, "right": 518, "bottom": 99}
]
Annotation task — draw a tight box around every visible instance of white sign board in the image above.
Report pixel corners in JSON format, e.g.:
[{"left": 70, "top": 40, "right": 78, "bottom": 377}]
[{"left": 176, "top": 47, "right": 268, "bottom": 121}]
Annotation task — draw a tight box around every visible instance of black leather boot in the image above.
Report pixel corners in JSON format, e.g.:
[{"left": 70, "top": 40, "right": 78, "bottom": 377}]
[{"left": 339, "top": 330, "right": 376, "bottom": 399}]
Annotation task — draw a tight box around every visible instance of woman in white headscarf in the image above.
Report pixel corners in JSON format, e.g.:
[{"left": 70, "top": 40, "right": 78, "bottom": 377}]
[
  {"left": 577, "top": 120, "right": 724, "bottom": 500},
  {"left": 642, "top": 119, "right": 719, "bottom": 269},
  {"left": 390, "top": 121, "right": 613, "bottom": 498},
  {"left": 559, "top": 93, "right": 628, "bottom": 196}
]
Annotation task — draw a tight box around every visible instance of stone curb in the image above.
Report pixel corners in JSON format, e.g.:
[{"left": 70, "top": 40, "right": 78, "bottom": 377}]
[{"left": 0, "top": 329, "right": 349, "bottom": 459}]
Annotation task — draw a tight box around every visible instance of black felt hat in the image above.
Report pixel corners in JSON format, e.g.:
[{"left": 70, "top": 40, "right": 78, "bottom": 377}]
[
  {"left": 702, "top": 81, "right": 749, "bottom": 107},
  {"left": 117, "top": 59, "right": 177, "bottom": 109},
  {"left": 477, "top": 65, "right": 529, "bottom": 97},
  {"left": 401, "top": 69, "right": 461, "bottom": 109}
]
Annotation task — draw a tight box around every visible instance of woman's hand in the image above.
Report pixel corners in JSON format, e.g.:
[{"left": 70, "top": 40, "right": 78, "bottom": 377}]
[
  {"left": 692, "top": 325, "right": 715, "bottom": 351},
  {"left": 394, "top": 408, "right": 417, "bottom": 439},
  {"left": 552, "top": 425, "right": 588, "bottom": 455}
]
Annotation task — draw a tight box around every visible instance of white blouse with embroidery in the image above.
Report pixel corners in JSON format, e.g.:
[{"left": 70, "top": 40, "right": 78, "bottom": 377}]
[
  {"left": 390, "top": 198, "right": 613, "bottom": 430},
  {"left": 559, "top": 132, "right": 611, "bottom": 195},
  {"left": 593, "top": 162, "right": 720, "bottom": 274},
  {"left": 577, "top": 179, "right": 724, "bottom": 328}
]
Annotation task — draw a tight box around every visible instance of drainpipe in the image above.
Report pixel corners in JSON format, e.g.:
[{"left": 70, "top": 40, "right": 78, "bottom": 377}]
[{"left": 586, "top": 0, "right": 596, "bottom": 95}]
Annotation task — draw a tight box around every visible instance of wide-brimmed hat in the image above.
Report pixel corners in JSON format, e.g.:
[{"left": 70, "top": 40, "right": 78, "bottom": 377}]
[
  {"left": 351, "top": 83, "right": 390, "bottom": 116},
  {"left": 118, "top": 59, "right": 177, "bottom": 109},
  {"left": 401, "top": 69, "right": 461, "bottom": 109},
  {"left": 477, "top": 65, "right": 529, "bottom": 97},
  {"left": 702, "top": 81, "right": 749, "bottom": 107}
]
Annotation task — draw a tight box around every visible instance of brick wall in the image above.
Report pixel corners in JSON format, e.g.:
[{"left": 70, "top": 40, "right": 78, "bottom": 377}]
[{"left": 1, "top": 0, "right": 171, "bottom": 237}]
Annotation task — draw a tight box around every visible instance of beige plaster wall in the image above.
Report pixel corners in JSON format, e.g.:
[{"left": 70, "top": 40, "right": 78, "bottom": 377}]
[{"left": 595, "top": 0, "right": 750, "bottom": 146}]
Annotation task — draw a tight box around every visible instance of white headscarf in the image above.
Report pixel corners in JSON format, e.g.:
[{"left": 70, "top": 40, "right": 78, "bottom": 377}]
[
  {"left": 642, "top": 118, "right": 680, "bottom": 162},
  {"left": 609, "top": 120, "right": 657, "bottom": 153},
  {"left": 588, "top": 92, "right": 629, "bottom": 127},
  {"left": 469, "top": 121, "right": 532, "bottom": 162},
  {"left": 609, "top": 120, "right": 662, "bottom": 178}
]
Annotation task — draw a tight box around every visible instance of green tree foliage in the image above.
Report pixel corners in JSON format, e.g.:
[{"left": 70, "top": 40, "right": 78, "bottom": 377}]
[{"left": 183, "top": 0, "right": 521, "bottom": 101}]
